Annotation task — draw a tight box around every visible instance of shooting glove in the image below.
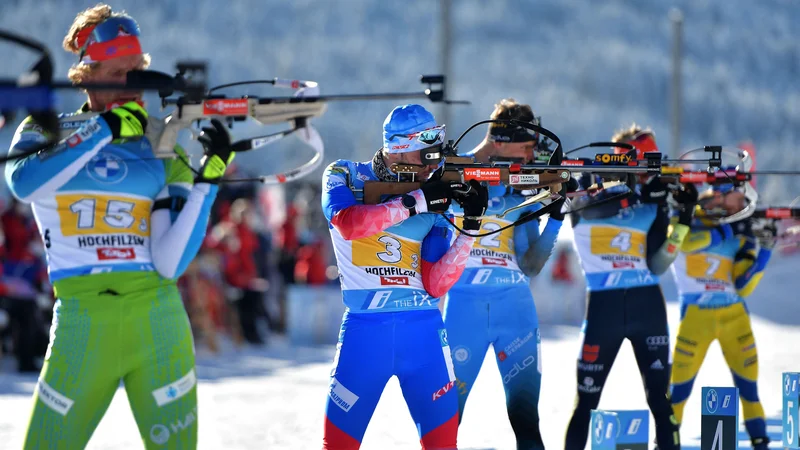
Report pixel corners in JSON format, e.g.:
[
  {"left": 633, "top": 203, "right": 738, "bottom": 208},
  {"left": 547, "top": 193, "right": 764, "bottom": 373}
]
[
  {"left": 455, "top": 179, "right": 489, "bottom": 231},
  {"left": 640, "top": 175, "right": 670, "bottom": 205},
  {"left": 672, "top": 183, "right": 699, "bottom": 225},
  {"left": 549, "top": 196, "right": 567, "bottom": 221},
  {"left": 195, "top": 119, "right": 236, "bottom": 184},
  {"left": 419, "top": 180, "right": 465, "bottom": 213},
  {"left": 753, "top": 220, "right": 778, "bottom": 250},
  {"left": 99, "top": 101, "right": 148, "bottom": 140},
  {"left": 548, "top": 179, "right": 577, "bottom": 221}
]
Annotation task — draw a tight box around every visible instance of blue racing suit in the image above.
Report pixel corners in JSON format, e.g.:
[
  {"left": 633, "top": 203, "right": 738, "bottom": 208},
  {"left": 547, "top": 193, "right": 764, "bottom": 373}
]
[
  {"left": 321, "top": 157, "right": 475, "bottom": 450},
  {"left": 443, "top": 184, "right": 561, "bottom": 450}
]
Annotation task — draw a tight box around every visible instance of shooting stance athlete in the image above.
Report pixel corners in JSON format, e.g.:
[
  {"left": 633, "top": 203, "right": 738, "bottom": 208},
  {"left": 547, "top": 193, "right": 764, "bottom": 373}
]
[
  {"left": 5, "top": 5, "right": 234, "bottom": 449},
  {"left": 564, "top": 125, "right": 697, "bottom": 450},
  {"left": 443, "top": 99, "right": 564, "bottom": 450},
  {"left": 669, "top": 180, "right": 774, "bottom": 450},
  {"left": 320, "top": 104, "right": 488, "bottom": 450}
]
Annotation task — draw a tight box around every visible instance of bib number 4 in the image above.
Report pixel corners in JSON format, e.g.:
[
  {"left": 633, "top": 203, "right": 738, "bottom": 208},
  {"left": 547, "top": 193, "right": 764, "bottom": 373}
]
[{"left": 610, "top": 231, "right": 632, "bottom": 252}]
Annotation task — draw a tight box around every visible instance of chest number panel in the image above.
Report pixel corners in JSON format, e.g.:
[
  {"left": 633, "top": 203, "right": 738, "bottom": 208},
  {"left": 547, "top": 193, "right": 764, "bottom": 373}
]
[
  {"left": 589, "top": 226, "right": 645, "bottom": 257},
  {"left": 352, "top": 233, "right": 421, "bottom": 271},
  {"left": 686, "top": 254, "right": 732, "bottom": 281},
  {"left": 57, "top": 194, "right": 151, "bottom": 236}
]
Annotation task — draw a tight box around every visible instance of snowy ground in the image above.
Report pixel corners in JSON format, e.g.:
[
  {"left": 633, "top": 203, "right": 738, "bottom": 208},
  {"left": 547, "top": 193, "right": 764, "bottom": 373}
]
[{"left": 2, "top": 253, "right": 799, "bottom": 449}]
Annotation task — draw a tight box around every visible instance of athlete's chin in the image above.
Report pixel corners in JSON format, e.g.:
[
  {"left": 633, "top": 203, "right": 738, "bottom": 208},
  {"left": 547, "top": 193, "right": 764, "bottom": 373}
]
[{"left": 102, "top": 92, "right": 143, "bottom": 109}]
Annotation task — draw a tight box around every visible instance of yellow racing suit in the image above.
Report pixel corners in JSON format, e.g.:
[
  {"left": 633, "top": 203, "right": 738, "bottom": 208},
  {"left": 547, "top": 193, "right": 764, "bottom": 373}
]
[{"left": 669, "top": 218, "right": 772, "bottom": 446}]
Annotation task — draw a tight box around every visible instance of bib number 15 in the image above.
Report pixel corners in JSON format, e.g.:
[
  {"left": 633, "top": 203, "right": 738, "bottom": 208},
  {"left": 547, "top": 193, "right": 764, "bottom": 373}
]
[
  {"left": 71, "top": 198, "right": 136, "bottom": 229},
  {"left": 58, "top": 195, "right": 149, "bottom": 235}
]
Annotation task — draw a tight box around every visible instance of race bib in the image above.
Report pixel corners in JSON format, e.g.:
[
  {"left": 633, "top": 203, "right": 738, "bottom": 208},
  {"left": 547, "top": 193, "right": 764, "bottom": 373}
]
[
  {"left": 590, "top": 226, "right": 646, "bottom": 257},
  {"left": 56, "top": 193, "right": 151, "bottom": 236}
]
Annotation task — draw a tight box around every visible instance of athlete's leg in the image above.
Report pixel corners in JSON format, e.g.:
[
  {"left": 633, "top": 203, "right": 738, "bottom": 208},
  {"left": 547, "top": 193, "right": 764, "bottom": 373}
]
[
  {"left": 22, "top": 296, "right": 122, "bottom": 450},
  {"left": 490, "top": 285, "right": 543, "bottom": 450},
  {"left": 398, "top": 310, "right": 458, "bottom": 450},
  {"left": 123, "top": 279, "right": 199, "bottom": 450},
  {"left": 627, "top": 286, "right": 680, "bottom": 450},
  {"left": 564, "top": 289, "right": 625, "bottom": 450},
  {"left": 668, "top": 304, "right": 714, "bottom": 426},
  {"left": 442, "top": 289, "right": 490, "bottom": 423},
  {"left": 323, "top": 312, "right": 394, "bottom": 450},
  {"left": 719, "top": 303, "right": 767, "bottom": 447}
]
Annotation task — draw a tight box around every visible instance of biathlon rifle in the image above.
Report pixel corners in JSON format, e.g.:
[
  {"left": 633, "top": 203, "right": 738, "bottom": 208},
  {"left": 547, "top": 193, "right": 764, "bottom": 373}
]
[{"left": 0, "top": 29, "right": 467, "bottom": 184}]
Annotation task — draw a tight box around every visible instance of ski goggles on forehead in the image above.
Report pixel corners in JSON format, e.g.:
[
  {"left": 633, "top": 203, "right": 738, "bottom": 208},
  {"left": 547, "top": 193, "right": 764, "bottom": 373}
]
[
  {"left": 488, "top": 117, "right": 542, "bottom": 143},
  {"left": 75, "top": 16, "right": 143, "bottom": 64},
  {"left": 385, "top": 125, "right": 446, "bottom": 164}
]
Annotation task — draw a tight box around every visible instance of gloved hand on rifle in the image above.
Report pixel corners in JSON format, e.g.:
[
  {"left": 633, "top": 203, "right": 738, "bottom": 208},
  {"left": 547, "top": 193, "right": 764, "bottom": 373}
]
[
  {"left": 99, "top": 101, "right": 147, "bottom": 140},
  {"left": 672, "top": 183, "right": 699, "bottom": 225},
  {"left": 752, "top": 219, "right": 778, "bottom": 250},
  {"left": 417, "top": 180, "right": 474, "bottom": 213},
  {"left": 549, "top": 178, "right": 578, "bottom": 221},
  {"left": 640, "top": 175, "right": 670, "bottom": 205},
  {"left": 195, "top": 119, "right": 236, "bottom": 184},
  {"left": 453, "top": 179, "right": 489, "bottom": 231}
]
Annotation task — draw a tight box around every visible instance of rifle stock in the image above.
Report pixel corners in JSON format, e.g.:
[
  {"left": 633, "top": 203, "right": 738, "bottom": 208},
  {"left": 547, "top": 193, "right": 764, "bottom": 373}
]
[
  {"left": 362, "top": 156, "right": 569, "bottom": 205},
  {"left": 55, "top": 100, "right": 328, "bottom": 159}
]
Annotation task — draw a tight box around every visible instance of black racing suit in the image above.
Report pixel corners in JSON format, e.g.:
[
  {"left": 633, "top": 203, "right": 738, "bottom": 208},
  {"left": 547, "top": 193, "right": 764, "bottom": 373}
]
[{"left": 564, "top": 182, "right": 683, "bottom": 450}]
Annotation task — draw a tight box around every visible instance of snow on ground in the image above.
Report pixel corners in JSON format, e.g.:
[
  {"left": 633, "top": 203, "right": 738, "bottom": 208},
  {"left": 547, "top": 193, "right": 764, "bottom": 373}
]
[{"left": 2, "top": 253, "right": 799, "bottom": 449}]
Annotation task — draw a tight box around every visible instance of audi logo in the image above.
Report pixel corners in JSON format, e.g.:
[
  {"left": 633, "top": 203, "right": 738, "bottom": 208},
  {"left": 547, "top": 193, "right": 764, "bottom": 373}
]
[{"left": 646, "top": 336, "right": 669, "bottom": 346}]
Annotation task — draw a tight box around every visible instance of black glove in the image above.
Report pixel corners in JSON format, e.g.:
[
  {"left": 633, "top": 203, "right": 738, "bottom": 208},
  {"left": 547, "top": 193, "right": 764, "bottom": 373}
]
[
  {"left": 549, "top": 196, "right": 567, "bottom": 221},
  {"left": 753, "top": 219, "right": 778, "bottom": 250},
  {"left": 99, "top": 101, "right": 148, "bottom": 140},
  {"left": 419, "top": 180, "right": 462, "bottom": 213},
  {"left": 640, "top": 175, "right": 670, "bottom": 205},
  {"left": 565, "top": 177, "right": 580, "bottom": 194},
  {"left": 455, "top": 179, "right": 489, "bottom": 231},
  {"left": 548, "top": 180, "right": 576, "bottom": 221},
  {"left": 195, "top": 119, "right": 236, "bottom": 184},
  {"left": 672, "top": 183, "right": 699, "bottom": 225}
]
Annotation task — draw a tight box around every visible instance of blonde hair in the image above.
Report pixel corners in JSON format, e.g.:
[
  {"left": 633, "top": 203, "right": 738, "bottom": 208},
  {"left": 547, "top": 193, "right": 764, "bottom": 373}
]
[
  {"left": 490, "top": 98, "right": 535, "bottom": 122},
  {"left": 611, "top": 123, "right": 655, "bottom": 143},
  {"left": 63, "top": 3, "right": 151, "bottom": 83}
]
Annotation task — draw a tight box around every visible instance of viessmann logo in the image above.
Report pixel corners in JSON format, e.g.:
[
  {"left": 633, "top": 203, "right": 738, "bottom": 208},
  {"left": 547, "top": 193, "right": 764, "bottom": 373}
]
[
  {"left": 463, "top": 168, "right": 501, "bottom": 182},
  {"left": 202, "top": 99, "right": 250, "bottom": 116},
  {"left": 97, "top": 247, "right": 136, "bottom": 260},
  {"left": 380, "top": 276, "right": 409, "bottom": 286}
]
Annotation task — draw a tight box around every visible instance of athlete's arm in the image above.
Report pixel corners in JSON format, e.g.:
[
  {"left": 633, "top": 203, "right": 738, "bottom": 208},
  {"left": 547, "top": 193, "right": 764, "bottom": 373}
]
[
  {"left": 5, "top": 116, "right": 112, "bottom": 203},
  {"left": 680, "top": 223, "right": 734, "bottom": 253},
  {"left": 733, "top": 221, "right": 771, "bottom": 297},
  {"left": 517, "top": 213, "right": 562, "bottom": 277},
  {"left": 421, "top": 214, "right": 475, "bottom": 298},
  {"left": 149, "top": 147, "right": 219, "bottom": 279},
  {"left": 321, "top": 161, "right": 426, "bottom": 241},
  {"left": 646, "top": 207, "right": 690, "bottom": 275}
]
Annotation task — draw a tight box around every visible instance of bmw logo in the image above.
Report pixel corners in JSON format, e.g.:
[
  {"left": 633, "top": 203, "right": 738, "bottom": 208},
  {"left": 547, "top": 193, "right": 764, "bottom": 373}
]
[
  {"left": 706, "top": 388, "right": 718, "bottom": 413},
  {"left": 616, "top": 207, "right": 634, "bottom": 221},
  {"left": 86, "top": 152, "right": 128, "bottom": 184}
]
